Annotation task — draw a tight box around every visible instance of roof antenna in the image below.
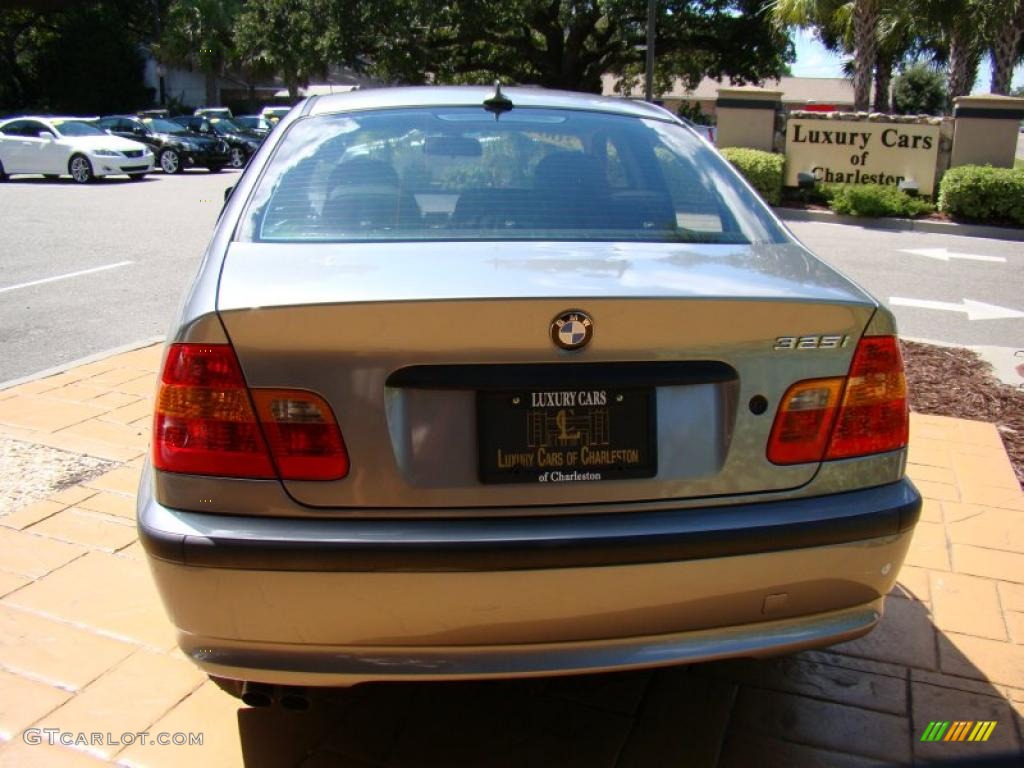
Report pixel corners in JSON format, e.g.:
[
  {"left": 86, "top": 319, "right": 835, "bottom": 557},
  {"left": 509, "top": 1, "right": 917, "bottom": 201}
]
[{"left": 483, "top": 80, "right": 513, "bottom": 117}]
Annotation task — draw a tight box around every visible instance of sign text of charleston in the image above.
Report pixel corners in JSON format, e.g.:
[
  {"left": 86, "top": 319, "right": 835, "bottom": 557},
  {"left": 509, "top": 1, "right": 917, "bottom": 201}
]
[{"left": 784, "top": 119, "right": 941, "bottom": 194}]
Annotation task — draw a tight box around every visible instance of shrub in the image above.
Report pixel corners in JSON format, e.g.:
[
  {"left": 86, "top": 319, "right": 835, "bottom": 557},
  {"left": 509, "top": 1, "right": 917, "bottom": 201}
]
[
  {"left": 938, "top": 165, "right": 1024, "bottom": 225},
  {"left": 825, "top": 183, "right": 934, "bottom": 218},
  {"left": 720, "top": 147, "right": 784, "bottom": 205},
  {"left": 785, "top": 182, "right": 838, "bottom": 206},
  {"left": 891, "top": 63, "right": 949, "bottom": 116}
]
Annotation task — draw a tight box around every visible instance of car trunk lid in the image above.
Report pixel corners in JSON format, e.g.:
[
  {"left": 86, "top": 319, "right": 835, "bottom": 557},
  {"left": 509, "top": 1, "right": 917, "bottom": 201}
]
[{"left": 217, "top": 240, "right": 877, "bottom": 510}]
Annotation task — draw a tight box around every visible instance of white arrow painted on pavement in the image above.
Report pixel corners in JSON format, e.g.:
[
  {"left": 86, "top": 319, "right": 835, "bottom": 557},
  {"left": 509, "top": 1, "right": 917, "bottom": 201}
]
[
  {"left": 899, "top": 247, "right": 1006, "bottom": 263},
  {"left": 889, "top": 297, "right": 1024, "bottom": 321}
]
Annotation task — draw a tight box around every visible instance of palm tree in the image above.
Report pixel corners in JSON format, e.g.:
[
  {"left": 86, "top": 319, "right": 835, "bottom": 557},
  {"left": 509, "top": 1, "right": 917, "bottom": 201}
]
[
  {"left": 919, "top": 0, "right": 985, "bottom": 102},
  {"left": 769, "top": 0, "right": 881, "bottom": 111},
  {"left": 871, "top": 2, "right": 923, "bottom": 112},
  {"left": 987, "top": 0, "right": 1024, "bottom": 94},
  {"left": 848, "top": 0, "right": 882, "bottom": 110},
  {"left": 161, "top": 0, "right": 240, "bottom": 106}
]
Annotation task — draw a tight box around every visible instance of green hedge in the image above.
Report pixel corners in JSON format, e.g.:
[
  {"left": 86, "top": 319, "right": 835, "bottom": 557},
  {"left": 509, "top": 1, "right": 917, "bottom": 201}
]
[
  {"left": 720, "top": 147, "right": 784, "bottom": 205},
  {"left": 938, "top": 165, "right": 1024, "bottom": 225},
  {"left": 824, "top": 183, "right": 934, "bottom": 218}
]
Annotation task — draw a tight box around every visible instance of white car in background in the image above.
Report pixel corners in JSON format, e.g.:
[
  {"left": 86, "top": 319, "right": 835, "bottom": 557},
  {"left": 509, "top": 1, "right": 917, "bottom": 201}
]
[
  {"left": 0, "top": 116, "right": 154, "bottom": 183},
  {"left": 260, "top": 106, "right": 291, "bottom": 123}
]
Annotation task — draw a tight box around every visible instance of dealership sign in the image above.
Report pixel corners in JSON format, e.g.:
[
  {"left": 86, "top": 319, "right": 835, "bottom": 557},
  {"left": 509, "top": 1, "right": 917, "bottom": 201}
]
[{"left": 784, "top": 118, "right": 941, "bottom": 194}]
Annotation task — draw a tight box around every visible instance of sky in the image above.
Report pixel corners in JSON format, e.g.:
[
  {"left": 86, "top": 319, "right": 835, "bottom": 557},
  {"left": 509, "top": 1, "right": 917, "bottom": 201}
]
[{"left": 790, "top": 29, "right": 1024, "bottom": 93}]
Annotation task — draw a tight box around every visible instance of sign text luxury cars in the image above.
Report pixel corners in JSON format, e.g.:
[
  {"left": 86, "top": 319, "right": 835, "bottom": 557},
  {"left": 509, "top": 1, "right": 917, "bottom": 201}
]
[{"left": 784, "top": 118, "right": 940, "bottom": 194}]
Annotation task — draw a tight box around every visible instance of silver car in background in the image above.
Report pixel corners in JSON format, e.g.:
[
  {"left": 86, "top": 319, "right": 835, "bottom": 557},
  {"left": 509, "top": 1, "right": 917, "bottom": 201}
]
[{"left": 138, "top": 86, "right": 920, "bottom": 702}]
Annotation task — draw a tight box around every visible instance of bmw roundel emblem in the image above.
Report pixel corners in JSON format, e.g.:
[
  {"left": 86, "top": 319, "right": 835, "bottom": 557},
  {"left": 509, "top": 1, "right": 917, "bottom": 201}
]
[{"left": 551, "top": 310, "right": 593, "bottom": 351}]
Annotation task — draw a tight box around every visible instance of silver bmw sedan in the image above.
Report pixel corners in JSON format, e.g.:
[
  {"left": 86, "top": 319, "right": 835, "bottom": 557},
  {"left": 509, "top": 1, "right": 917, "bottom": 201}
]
[{"left": 137, "top": 86, "right": 921, "bottom": 702}]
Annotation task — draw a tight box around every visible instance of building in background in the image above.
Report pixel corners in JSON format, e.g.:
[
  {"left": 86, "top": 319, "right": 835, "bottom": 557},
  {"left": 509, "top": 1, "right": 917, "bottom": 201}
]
[
  {"left": 142, "top": 53, "right": 375, "bottom": 113},
  {"left": 602, "top": 75, "right": 855, "bottom": 119}
]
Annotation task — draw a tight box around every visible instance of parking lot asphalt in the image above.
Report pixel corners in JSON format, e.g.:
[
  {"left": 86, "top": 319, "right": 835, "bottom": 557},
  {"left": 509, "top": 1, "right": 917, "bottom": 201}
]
[
  {"left": 0, "top": 171, "right": 237, "bottom": 383},
  {"left": 0, "top": 345, "right": 1023, "bottom": 766},
  {"left": 786, "top": 219, "right": 1024, "bottom": 350}
]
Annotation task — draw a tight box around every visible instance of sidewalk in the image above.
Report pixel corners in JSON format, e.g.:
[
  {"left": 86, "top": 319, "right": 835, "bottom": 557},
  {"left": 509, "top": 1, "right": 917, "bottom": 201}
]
[{"left": 0, "top": 343, "right": 1021, "bottom": 767}]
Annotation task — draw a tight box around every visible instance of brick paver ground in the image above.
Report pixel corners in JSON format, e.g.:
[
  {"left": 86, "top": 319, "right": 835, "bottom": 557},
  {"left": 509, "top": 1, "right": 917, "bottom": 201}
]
[{"left": 0, "top": 343, "right": 1021, "bottom": 767}]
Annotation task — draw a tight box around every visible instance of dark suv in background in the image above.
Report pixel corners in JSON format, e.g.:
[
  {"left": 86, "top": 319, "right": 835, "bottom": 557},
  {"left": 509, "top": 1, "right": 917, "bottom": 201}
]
[
  {"left": 171, "top": 115, "right": 262, "bottom": 169},
  {"left": 98, "top": 116, "right": 229, "bottom": 174}
]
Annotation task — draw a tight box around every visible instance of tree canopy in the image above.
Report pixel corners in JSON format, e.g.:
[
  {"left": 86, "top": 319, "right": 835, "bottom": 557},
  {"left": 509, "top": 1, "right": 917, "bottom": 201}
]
[
  {"left": 234, "top": 0, "right": 335, "bottom": 101},
  {"left": 2, "top": 0, "right": 794, "bottom": 113},
  {"left": 0, "top": 2, "right": 154, "bottom": 115},
  {"left": 2, "top": 0, "right": 1020, "bottom": 116},
  {"left": 367, "top": 0, "right": 793, "bottom": 95}
]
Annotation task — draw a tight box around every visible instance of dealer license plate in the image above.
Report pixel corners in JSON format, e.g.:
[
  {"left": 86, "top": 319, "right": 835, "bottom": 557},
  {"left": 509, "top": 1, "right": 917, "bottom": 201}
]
[{"left": 478, "top": 388, "right": 656, "bottom": 484}]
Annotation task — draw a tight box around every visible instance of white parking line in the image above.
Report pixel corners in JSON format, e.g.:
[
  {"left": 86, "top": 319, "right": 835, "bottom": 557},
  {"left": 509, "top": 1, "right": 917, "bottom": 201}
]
[{"left": 0, "top": 261, "right": 134, "bottom": 294}]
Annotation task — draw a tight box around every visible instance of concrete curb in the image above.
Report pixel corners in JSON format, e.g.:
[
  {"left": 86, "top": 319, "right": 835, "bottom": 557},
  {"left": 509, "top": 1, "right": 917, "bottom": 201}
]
[
  {"left": 0, "top": 336, "right": 164, "bottom": 392},
  {"left": 773, "top": 206, "right": 1024, "bottom": 242}
]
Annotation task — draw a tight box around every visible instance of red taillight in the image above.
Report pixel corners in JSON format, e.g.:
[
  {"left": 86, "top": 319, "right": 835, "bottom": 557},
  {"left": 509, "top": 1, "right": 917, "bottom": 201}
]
[
  {"left": 153, "top": 344, "right": 349, "bottom": 481},
  {"left": 767, "top": 378, "right": 844, "bottom": 464},
  {"left": 251, "top": 390, "right": 349, "bottom": 480},
  {"left": 767, "top": 335, "right": 908, "bottom": 465},
  {"left": 826, "top": 336, "right": 908, "bottom": 459}
]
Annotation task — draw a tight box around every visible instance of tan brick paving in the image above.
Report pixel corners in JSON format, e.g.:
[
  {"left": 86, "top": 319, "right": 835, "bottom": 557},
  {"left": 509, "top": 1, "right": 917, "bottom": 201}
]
[
  {"left": 953, "top": 544, "right": 1024, "bottom": 583},
  {"left": 891, "top": 563, "right": 930, "bottom": 601},
  {"left": 0, "top": 499, "right": 65, "bottom": 531},
  {"left": 73, "top": 491, "right": 135, "bottom": 520},
  {"left": 902, "top": 519, "right": 951, "bottom": 570},
  {"left": 0, "top": 739, "right": 110, "bottom": 767},
  {"left": 0, "top": 573, "right": 28, "bottom": 599},
  {"left": 0, "top": 604, "right": 135, "bottom": 690},
  {"left": 938, "top": 632, "right": 1024, "bottom": 688},
  {"left": 1000, "top": 582, "right": 1024, "bottom": 616},
  {"left": 930, "top": 571, "right": 1008, "bottom": 640},
  {"left": 0, "top": 345, "right": 1020, "bottom": 766},
  {"left": 28, "top": 508, "right": 138, "bottom": 552},
  {"left": 0, "top": 527, "right": 86, "bottom": 579},
  {"left": 4, "top": 552, "right": 178, "bottom": 650},
  {"left": 0, "top": 667, "right": 71, "bottom": 739},
  {"left": 33, "top": 650, "right": 206, "bottom": 760}
]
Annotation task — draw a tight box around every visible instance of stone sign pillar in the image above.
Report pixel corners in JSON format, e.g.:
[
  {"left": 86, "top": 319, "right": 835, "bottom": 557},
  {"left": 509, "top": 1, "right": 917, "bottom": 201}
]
[
  {"left": 715, "top": 87, "right": 782, "bottom": 152},
  {"left": 950, "top": 94, "right": 1024, "bottom": 169}
]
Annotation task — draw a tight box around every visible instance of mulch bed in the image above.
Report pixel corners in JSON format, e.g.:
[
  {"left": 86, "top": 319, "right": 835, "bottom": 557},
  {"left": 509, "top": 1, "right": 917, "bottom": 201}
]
[{"left": 901, "top": 340, "right": 1023, "bottom": 487}]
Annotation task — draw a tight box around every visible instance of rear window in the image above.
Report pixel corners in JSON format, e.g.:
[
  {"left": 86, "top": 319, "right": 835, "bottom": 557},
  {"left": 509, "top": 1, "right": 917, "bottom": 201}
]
[{"left": 238, "top": 107, "right": 786, "bottom": 245}]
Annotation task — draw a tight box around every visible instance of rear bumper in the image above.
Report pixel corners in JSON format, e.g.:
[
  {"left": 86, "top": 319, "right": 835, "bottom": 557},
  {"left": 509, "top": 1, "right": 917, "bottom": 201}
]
[
  {"left": 140, "top": 479, "right": 920, "bottom": 572},
  {"left": 179, "top": 602, "right": 883, "bottom": 687},
  {"left": 138, "top": 476, "right": 920, "bottom": 684}
]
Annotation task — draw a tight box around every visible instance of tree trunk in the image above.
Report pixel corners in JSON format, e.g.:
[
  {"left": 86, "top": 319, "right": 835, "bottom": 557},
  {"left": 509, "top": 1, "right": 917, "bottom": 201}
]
[
  {"left": 248, "top": 83, "right": 256, "bottom": 113},
  {"left": 989, "top": 0, "right": 1024, "bottom": 94},
  {"left": 851, "top": 0, "right": 878, "bottom": 112},
  {"left": 947, "top": 25, "right": 981, "bottom": 103},
  {"left": 204, "top": 69, "right": 218, "bottom": 106},
  {"left": 873, "top": 52, "right": 893, "bottom": 112}
]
